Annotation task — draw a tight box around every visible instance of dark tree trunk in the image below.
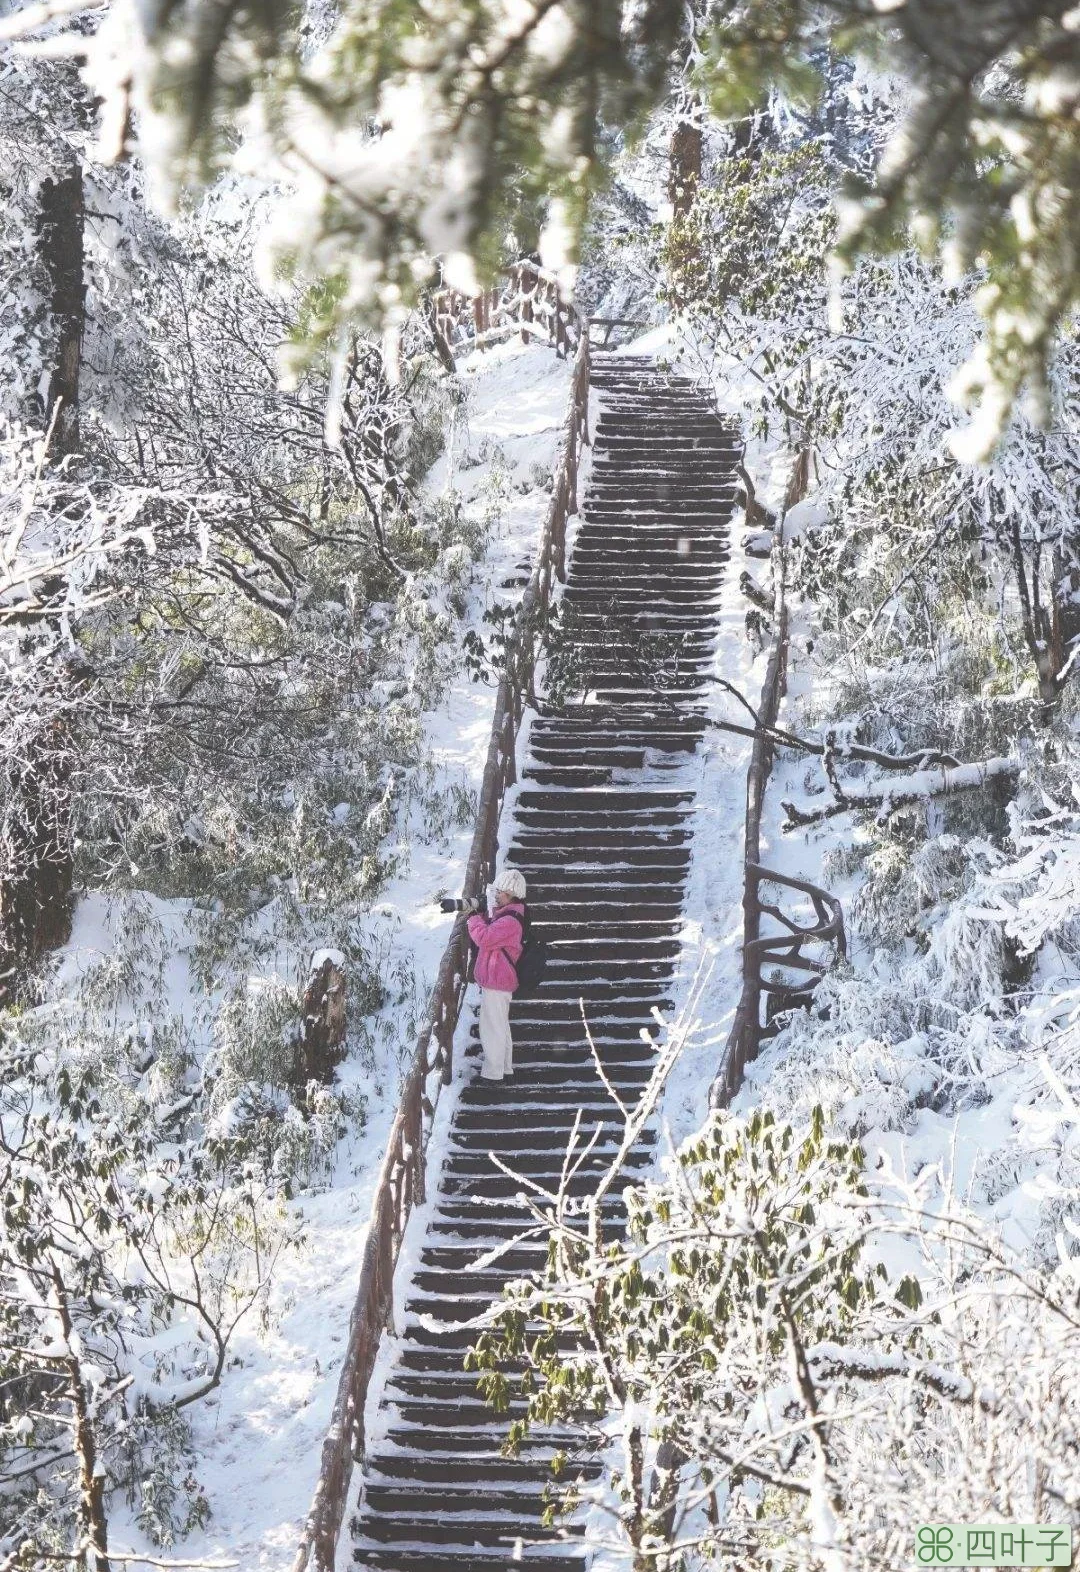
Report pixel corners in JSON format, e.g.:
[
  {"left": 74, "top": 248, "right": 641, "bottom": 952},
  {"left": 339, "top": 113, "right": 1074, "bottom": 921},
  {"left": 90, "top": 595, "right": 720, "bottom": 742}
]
[
  {"left": 731, "top": 106, "right": 763, "bottom": 162},
  {"left": 295, "top": 956, "right": 348, "bottom": 1084},
  {"left": 38, "top": 161, "right": 85, "bottom": 458},
  {"left": 668, "top": 116, "right": 702, "bottom": 219},
  {"left": 54, "top": 1268, "right": 112, "bottom": 1571},
  {"left": 0, "top": 160, "right": 85, "bottom": 994},
  {"left": 1052, "top": 543, "right": 1080, "bottom": 684},
  {"left": 425, "top": 296, "right": 458, "bottom": 374},
  {"left": 1010, "top": 520, "right": 1076, "bottom": 716},
  {"left": 0, "top": 717, "right": 76, "bottom": 997}
]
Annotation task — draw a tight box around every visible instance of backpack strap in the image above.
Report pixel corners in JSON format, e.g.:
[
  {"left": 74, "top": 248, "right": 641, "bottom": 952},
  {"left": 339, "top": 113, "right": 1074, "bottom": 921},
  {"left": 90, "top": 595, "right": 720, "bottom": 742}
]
[{"left": 497, "top": 908, "right": 526, "bottom": 984}]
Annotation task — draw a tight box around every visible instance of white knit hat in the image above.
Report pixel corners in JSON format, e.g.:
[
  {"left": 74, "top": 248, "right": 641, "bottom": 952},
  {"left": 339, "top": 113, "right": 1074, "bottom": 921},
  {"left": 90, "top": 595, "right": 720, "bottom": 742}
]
[{"left": 495, "top": 869, "right": 526, "bottom": 900}]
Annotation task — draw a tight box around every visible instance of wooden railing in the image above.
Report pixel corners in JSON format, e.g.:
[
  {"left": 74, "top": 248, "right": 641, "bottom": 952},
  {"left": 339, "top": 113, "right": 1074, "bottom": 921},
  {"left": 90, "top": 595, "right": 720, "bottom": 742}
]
[
  {"left": 743, "top": 863, "right": 846, "bottom": 1037},
  {"left": 586, "top": 317, "right": 650, "bottom": 348},
  {"left": 711, "top": 447, "right": 845, "bottom": 1109},
  {"left": 434, "top": 261, "right": 578, "bottom": 359},
  {"left": 291, "top": 326, "right": 591, "bottom": 1572}
]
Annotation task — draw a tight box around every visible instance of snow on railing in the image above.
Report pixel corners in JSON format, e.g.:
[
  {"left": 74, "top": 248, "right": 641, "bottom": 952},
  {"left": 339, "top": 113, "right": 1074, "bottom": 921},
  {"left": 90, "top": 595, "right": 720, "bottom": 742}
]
[
  {"left": 291, "top": 325, "right": 591, "bottom": 1572},
  {"left": 433, "top": 260, "right": 578, "bottom": 359},
  {"left": 586, "top": 316, "right": 650, "bottom": 347},
  {"left": 710, "top": 447, "right": 846, "bottom": 1109}
]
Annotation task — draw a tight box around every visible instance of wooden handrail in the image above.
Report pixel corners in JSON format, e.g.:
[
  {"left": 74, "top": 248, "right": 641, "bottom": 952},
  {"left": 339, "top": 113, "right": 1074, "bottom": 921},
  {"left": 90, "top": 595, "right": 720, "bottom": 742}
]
[
  {"left": 744, "top": 862, "right": 846, "bottom": 1034},
  {"left": 586, "top": 317, "right": 650, "bottom": 347},
  {"left": 433, "top": 261, "right": 579, "bottom": 360},
  {"left": 291, "top": 322, "right": 591, "bottom": 1572},
  {"left": 710, "top": 446, "right": 846, "bottom": 1110}
]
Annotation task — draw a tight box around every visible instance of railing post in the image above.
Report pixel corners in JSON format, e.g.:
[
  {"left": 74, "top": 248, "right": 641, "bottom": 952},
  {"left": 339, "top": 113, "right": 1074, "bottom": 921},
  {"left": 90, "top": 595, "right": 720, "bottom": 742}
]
[
  {"left": 411, "top": 1070, "right": 426, "bottom": 1202},
  {"left": 503, "top": 698, "right": 517, "bottom": 786},
  {"left": 580, "top": 339, "right": 591, "bottom": 445},
  {"left": 711, "top": 442, "right": 815, "bottom": 1108},
  {"left": 520, "top": 263, "right": 534, "bottom": 343},
  {"left": 440, "top": 1004, "right": 453, "bottom": 1085}
]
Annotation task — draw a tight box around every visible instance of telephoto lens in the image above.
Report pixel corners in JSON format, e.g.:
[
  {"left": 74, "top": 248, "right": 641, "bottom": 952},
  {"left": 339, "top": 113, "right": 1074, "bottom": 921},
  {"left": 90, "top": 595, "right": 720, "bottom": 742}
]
[{"left": 439, "top": 896, "right": 481, "bottom": 914}]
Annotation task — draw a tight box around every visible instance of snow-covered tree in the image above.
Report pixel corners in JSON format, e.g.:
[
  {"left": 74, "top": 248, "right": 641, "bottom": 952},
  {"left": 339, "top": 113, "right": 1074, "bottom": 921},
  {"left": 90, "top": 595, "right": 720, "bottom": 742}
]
[
  {"left": 472, "top": 1070, "right": 1080, "bottom": 1572},
  {"left": 0, "top": 1034, "right": 293, "bottom": 1561},
  {"left": 4, "top": 0, "right": 1076, "bottom": 436}
]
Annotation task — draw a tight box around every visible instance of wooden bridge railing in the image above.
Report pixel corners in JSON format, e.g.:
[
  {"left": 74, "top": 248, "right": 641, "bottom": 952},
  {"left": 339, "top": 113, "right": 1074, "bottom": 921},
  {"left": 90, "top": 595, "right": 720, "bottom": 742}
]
[
  {"left": 586, "top": 317, "right": 651, "bottom": 347},
  {"left": 434, "top": 261, "right": 578, "bottom": 358},
  {"left": 711, "top": 446, "right": 846, "bottom": 1109},
  {"left": 291, "top": 327, "right": 591, "bottom": 1572}
]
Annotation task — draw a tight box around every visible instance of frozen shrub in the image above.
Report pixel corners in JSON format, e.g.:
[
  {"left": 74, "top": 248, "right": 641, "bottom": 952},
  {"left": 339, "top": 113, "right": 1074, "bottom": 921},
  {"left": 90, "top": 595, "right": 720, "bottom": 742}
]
[
  {"left": 850, "top": 834, "right": 922, "bottom": 946},
  {"left": 208, "top": 978, "right": 307, "bottom": 1173},
  {"left": 437, "top": 541, "right": 474, "bottom": 614},
  {"left": 126, "top": 1408, "right": 211, "bottom": 1548}
]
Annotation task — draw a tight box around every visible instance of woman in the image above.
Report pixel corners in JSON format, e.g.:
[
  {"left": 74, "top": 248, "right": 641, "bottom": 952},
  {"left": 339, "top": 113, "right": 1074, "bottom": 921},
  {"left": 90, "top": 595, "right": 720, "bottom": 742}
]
[{"left": 466, "top": 869, "right": 527, "bottom": 1082}]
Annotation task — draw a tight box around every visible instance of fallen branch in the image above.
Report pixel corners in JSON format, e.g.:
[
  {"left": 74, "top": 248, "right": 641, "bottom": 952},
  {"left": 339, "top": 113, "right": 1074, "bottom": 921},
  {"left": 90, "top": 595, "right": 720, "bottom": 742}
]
[
  {"left": 697, "top": 680, "right": 961, "bottom": 772},
  {"left": 782, "top": 755, "right": 1019, "bottom": 829}
]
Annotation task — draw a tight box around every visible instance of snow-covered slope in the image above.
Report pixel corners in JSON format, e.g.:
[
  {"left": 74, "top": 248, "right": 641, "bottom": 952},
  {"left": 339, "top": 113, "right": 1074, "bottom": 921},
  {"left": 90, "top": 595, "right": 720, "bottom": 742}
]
[{"left": 37, "top": 340, "right": 577, "bottom": 1570}]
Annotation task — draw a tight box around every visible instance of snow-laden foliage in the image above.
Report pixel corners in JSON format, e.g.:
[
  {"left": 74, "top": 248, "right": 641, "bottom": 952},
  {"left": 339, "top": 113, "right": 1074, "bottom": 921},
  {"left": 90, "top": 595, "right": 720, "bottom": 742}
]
[
  {"left": 6, "top": 0, "right": 1080, "bottom": 435},
  {"left": 0, "top": 44, "right": 542, "bottom": 1553},
  {"left": 763, "top": 789, "right": 1080, "bottom": 1172},
  {"left": 0, "top": 1033, "right": 295, "bottom": 1556},
  {"left": 0, "top": 54, "right": 86, "bottom": 423},
  {"left": 472, "top": 1077, "right": 1080, "bottom": 1572},
  {"left": 665, "top": 106, "right": 1080, "bottom": 712}
]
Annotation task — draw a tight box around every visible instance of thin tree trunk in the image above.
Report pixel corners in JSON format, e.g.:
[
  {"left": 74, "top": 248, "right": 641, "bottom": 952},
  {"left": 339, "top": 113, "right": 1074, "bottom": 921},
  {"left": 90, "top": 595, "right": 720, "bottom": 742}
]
[
  {"left": 1011, "top": 519, "right": 1062, "bottom": 712},
  {"left": 1051, "top": 542, "right": 1080, "bottom": 686},
  {"left": 54, "top": 1269, "right": 111, "bottom": 1572},
  {"left": 424, "top": 296, "right": 458, "bottom": 374}
]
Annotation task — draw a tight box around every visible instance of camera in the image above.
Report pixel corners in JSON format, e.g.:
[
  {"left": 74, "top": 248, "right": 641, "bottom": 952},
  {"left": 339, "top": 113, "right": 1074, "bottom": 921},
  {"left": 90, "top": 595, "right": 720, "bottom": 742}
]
[{"left": 439, "top": 896, "right": 480, "bottom": 914}]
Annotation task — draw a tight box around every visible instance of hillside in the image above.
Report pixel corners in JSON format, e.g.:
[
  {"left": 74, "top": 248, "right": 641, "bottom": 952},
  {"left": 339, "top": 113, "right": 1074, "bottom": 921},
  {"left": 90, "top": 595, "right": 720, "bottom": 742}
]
[{"left": 3, "top": 6, "right": 1080, "bottom": 1571}]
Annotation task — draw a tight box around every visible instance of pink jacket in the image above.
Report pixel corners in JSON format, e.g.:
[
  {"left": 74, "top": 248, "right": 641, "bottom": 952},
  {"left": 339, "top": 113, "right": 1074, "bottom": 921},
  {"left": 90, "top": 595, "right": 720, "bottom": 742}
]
[{"left": 467, "top": 901, "right": 525, "bottom": 992}]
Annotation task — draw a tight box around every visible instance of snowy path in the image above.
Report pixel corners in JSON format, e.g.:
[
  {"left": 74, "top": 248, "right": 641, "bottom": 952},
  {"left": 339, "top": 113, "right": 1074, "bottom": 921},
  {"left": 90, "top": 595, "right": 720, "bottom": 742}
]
[{"left": 345, "top": 354, "right": 740, "bottom": 1572}]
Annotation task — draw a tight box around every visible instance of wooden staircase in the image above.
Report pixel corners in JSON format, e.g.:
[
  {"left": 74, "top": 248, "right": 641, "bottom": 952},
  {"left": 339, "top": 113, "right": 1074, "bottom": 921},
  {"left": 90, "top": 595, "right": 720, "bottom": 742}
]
[{"left": 348, "top": 354, "right": 739, "bottom": 1572}]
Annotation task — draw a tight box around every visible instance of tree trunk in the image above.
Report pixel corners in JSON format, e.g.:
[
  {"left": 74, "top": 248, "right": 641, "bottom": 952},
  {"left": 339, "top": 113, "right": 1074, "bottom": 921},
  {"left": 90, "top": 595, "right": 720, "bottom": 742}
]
[
  {"left": 424, "top": 296, "right": 458, "bottom": 374},
  {"left": 296, "top": 955, "right": 348, "bottom": 1084},
  {"left": 0, "top": 715, "right": 76, "bottom": 997},
  {"left": 1051, "top": 543, "right": 1080, "bottom": 688},
  {"left": 54, "top": 1269, "right": 111, "bottom": 1572},
  {"left": 0, "top": 159, "right": 85, "bottom": 993},
  {"left": 39, "top": 160, "right": 85, "bottom": 459},
  {"left": 646, "top": 1437, "right": 684, "bottom": 1566},
  {"left": 668, "top": 116, "right": 702, "bottom": 220}
]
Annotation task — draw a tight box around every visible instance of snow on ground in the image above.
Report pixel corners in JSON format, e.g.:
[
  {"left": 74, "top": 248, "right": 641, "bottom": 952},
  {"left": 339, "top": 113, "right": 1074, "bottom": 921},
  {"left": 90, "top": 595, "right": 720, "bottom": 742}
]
[
  {"left": 46, "top": 338, "right": 575, "bottom": 1570},
  {"left": 614, "top": 326, "right": 1080, "bottom": 1381}
]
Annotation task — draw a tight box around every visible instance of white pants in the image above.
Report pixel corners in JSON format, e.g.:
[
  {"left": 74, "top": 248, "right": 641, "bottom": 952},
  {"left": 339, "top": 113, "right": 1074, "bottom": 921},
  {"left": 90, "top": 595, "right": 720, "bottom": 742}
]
[{"left": 479, "top": 988, "right": 513, "bottom": 1080}]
